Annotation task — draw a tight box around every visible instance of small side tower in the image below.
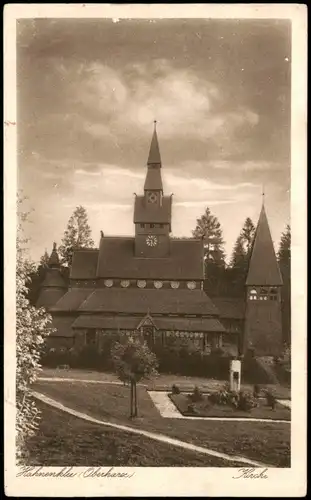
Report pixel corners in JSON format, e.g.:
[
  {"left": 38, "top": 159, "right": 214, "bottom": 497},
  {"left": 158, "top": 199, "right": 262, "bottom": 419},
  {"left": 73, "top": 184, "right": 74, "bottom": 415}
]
[
  {"left": 36, "top": 243, "right": 67, "bottom": 309},
  {"left": 243, "top": 201, "right": 283, "bottom": 356}
]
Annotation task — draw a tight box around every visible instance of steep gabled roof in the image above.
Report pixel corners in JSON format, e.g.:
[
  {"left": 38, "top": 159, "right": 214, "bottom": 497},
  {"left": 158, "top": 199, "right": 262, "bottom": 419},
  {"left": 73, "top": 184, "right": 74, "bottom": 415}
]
[
  {"left": 50, "top": 288, "right": 94, "bottom": 312},
  {"left": 212, "top": 298, "right": 246, "bottom": 320},
  {"left": 78, "top": 288, "right": 218, "bottom": 316},
  {"left": 96, "top": 236, "right": 204, "bottom": 280},
  {"left": 72, "top": 314, "right": 225, "bottom": 333},
  {"left": 41, "top": 268, "right": 67, "bottom": 289},
  {"left": 246, "top": 205, "right": 283, "bottom": 286},
  {"left": 70, "top": 249, "right": 99, "bottom": 280}
]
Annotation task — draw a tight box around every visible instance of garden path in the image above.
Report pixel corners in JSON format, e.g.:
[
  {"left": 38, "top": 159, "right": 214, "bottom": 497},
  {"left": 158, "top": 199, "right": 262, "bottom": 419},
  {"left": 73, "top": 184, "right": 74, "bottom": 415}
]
[{"left": 32, "top": 390, "right": 272, "bottom": 468}]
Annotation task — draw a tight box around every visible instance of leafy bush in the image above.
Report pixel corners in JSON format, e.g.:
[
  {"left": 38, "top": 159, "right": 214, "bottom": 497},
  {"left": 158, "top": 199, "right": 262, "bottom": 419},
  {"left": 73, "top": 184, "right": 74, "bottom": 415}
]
[
  {"left": 208, "top": 386, "right": 257, "bottom": 412},
  {"left": 190, "top": 386, "right": 204, "bottom": 402},
  {"left": 238, "top": 391, "right": 258, "bottom": 412},
  {"left": 171, "top": 384, "right": 181, "bottom": 395},
  {"left": 187, "top": 403, "right": 196, "bottom": 414}
]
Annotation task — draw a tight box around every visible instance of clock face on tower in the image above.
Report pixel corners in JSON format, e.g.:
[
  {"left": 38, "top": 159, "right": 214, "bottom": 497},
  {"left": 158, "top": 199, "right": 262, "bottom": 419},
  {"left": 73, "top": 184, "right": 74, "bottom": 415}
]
[
  {"left": 147, "top": 192, "right": 158, "bottom": 204},
  {"left": 146, "top": 235, "right": 158, "bottom": 247}
]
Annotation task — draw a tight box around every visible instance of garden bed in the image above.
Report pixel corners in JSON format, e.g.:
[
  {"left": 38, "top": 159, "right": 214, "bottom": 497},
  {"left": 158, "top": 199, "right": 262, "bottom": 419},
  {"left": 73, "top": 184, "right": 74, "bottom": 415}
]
[{"left": 169, "top": 392, "right": 291, "bottom": 420}]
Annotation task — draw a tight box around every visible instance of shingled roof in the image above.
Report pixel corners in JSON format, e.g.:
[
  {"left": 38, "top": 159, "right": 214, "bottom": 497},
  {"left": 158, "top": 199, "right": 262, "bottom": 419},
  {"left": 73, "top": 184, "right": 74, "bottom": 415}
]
[
  {"left": 41, "top": 268, "right": 67, "bottom": 289},
  {"left": 144, "top": 168, "right": 163, "bottom": 191},
  {"left": 147, "top": 125, "right": 161, "bottom": 166},
  {"left": 78, "top": 288, "right": 218, "bottom": 316},
  {"left": 36, "top": 288, "right": 66, "bottom": 309},
  {"left": 50, "top": 288, "right": 93, "bottom": 312},
  {"left": 72, "top": 314, "right": 225, "bottom": 333},
  {"left": 51, "top": 316, "right": 75, "bottom": 337},
  {"left": 96, "top": 237, "right": 204, "bottom": 280},
  {"left": 70, "top": 249, "right": 99, "bottom": 280},
  {"left": 134, "top": 196, "right": 171, "bottom": 224},
  {"left": 212, "top": 297, "right": 246, "bottom": 320},
  {"left": 246, "top": 205, "right": 283, "bottom": 286}
]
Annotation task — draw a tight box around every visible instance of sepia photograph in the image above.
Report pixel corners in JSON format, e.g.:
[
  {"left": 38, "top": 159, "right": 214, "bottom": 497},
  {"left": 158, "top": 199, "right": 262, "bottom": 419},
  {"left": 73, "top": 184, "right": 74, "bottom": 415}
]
[{"left": 4, "top": 4, "right": 307, "bottom": 498}]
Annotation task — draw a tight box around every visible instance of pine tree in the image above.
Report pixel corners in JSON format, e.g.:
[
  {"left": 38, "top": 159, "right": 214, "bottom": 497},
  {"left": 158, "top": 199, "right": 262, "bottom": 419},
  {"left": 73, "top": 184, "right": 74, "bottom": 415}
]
[
  {"left": 59, "top": 205, "right": 94, "bottom": 267},
  {"left": 277, "top": 224, "right": 291, "bottom": 269},
  {"left": 39, "top": 249, "right": 50, "bottom": 268},
  {"left": 192, "top": 207, "right": 226, "bottom": 265},
  {"left": 278, "top": 224, "right": 291, "bottom": 347},
  {"left": 192, "top": 207, "right": 226, "bottom": 296},
  {"left": 16, "top": 196, "right": 54, "bottom": 461}
]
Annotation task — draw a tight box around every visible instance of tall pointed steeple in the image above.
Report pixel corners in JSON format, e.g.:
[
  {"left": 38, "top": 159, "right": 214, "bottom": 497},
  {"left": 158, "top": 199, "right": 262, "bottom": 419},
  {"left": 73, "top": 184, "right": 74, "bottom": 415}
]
[
  {"left": 246, "top": 203, "right": 283, "bottom": 286},
  {"left": 48, "top": 242, "right": 60, "bottom": 268},
  {"left": 144, "top": 121, "right": 163, "bottom": 192},
  {"left": 147, "top": 121, "right": 161, "bottom": 166}
]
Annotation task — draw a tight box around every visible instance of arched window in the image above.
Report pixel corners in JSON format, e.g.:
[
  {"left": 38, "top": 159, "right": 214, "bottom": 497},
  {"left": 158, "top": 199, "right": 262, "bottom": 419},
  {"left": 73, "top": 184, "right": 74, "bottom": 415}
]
[{"left": 249, "top": 288, "right": 257, "bottom": 300}]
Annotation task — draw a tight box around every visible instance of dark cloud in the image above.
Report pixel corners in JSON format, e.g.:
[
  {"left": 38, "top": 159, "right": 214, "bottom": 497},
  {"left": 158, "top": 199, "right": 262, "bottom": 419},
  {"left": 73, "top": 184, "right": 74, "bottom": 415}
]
[{"left": 17, "top": 18, "right": 291, "bottom": 261}]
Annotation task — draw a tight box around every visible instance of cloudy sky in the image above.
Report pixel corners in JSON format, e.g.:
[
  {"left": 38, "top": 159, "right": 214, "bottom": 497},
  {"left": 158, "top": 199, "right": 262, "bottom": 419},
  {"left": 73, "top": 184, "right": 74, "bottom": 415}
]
[{"left": 17, "top": 18, "right": 291, "bottom": 263}]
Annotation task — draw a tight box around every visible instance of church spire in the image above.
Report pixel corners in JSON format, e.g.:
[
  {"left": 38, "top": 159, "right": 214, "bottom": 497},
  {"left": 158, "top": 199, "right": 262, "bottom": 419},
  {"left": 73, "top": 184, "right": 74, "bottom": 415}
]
[
  {"left": 246, "top": 203, "right": 283, "bottom": 286},
  {"left": 144, "top": 121, "right": 163, "bottom": 192},
  {"left": 147, "top": 120, "right": 161, "bottom": 166},
  {"left": 48, "top": 242, "right": 60, "bottom": 268}
]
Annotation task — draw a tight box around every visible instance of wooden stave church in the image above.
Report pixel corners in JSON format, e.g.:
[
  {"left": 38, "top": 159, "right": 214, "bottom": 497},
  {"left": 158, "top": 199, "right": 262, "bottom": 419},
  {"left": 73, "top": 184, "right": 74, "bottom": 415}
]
[{"left": 36, "top": 125, "right": 284, "bottom": 358}]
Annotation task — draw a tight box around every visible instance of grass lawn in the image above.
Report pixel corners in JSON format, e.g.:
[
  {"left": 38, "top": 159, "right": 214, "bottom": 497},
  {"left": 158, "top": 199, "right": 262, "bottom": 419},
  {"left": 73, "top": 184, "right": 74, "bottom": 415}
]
[
  {"left": 33, "top": 381, "right": 291, "bottom": 467},
  {"left": 26, "top": 401, "right": 241, "bottom": 467},
  {"left": 169, "top": 393, "right": 290, "bottom": 421},
  {"left": 40, "top": 368, "right": 291, "bottom": 399}
]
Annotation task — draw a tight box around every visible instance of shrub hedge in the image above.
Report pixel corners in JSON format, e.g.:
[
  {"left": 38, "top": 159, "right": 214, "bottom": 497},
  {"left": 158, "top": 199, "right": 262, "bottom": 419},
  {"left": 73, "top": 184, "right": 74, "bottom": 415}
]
[{"left": 41, "top": 342, "right": 232, "bottom": 378}]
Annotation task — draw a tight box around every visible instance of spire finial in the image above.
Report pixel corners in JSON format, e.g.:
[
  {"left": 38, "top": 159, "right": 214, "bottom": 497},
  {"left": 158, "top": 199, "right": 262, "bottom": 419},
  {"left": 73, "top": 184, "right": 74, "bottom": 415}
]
[
  {"left": 153, "top": 120, "right": 157, "bottom": 131},
  {"left": 53, "top": 242, "right": 57, "bottom": 251},
  {"left": 262, "top": 185, "right": 265, "bottom": 206}
]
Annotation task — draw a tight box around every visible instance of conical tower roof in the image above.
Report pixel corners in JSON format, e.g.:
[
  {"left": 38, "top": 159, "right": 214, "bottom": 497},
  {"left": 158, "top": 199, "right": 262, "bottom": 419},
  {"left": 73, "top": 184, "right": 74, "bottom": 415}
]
[
  {"left": 147, "top": 121, "right": 161, "bottom": 166},
  {"left": 144, "top": 121, "right": 163, "bottom": 192},
  {"left": 48, "top": 242, "right": 60, "bottom": 268},
  {"left": 246, "top": 204, "right": 283, "bottom": 286}
]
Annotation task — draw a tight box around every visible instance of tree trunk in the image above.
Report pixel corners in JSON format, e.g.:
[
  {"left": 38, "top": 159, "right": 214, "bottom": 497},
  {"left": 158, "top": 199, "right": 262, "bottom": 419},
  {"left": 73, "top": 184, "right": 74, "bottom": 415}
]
[
  {"left": 130, "top": 380, "right": 134, "bottom": 418},
  {"left": 133, "top": 381, "right": 138, "bottom": 417}
]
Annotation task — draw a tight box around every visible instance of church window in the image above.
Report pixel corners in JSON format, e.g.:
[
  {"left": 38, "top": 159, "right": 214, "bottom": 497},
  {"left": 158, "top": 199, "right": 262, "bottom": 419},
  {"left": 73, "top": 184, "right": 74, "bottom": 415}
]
[
  {"left": 150, "top": 223, "right": 155, "bottom": 228},
  {"left": 154, "top": 281, "right": 163, "bottom": 289},
  {"left": 121, "top": 280, "right": 130, "bottom": 288},
  {"left": 137, "top": 280, "right": 146, "bottom": 288},
  {"left": 249, "top": 288, "right": 257, "bottom": 300},
  {"left": 171, "top": 281, "right": 180, "bottom": 289},
  {"left": 140, "top": 224, "right": 145, "bottom": 228},
  {"left": 159, "top": 224, "right": 164, "bottom": 228},
  {"left": 104, "top": 279, "right": 113, "bottom": 288},
  {"left": 187, "top": 281, "right": 196, "bottom": 290}
]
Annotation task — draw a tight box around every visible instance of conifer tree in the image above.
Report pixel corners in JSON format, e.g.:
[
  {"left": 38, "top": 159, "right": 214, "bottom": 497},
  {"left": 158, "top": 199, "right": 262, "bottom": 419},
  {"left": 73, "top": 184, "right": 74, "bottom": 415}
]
[
  {"left": 229, "top": 218, "right": 255, "bottom": 296},
  {"left": 39, "top": 249, "right": 50, "bottom": 268},
  {"left": 59, "top": 205, "right": 94, "bottom": 267},
  {"left": 278, "top": 224, "right": 291, "bottom": 347},
  {"left": 192, "top": 207, "right": 226, "bottom": 295},
  {"left": 192, "top": 207, "right": 226, "bottom": 265}
]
